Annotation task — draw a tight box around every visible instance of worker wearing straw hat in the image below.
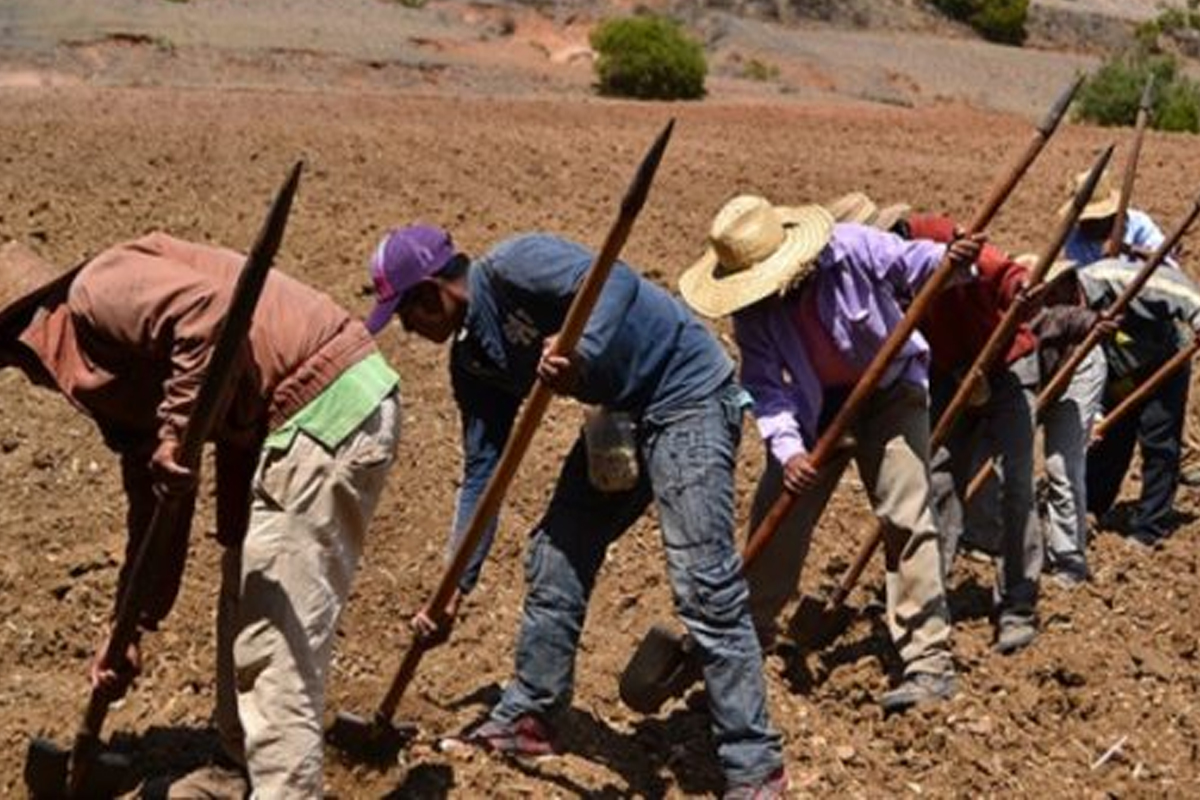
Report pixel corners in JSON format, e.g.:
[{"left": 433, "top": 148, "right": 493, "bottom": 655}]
[
  {"left": 1016, "top": 256, "right": 1111, "bottom": 586},
  {"left": 1077, "top": 256, "right": 1200, "bottom": 546},
  {"left": 893, "top": 211, "right": 1044, "bottom": 655},
  {"left": 680, "top": 194, "right": 983, "bottom": 713},
  {"left": 1061, "top": 167, "right": 1171, "bottom": 267}
]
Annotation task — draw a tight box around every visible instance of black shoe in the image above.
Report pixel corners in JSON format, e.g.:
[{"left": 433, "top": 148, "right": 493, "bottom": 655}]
[
  {"left": 994, "top": 618, "right": 1037, "bottom": 655},
  {"left": 880, "top": 672, "right": 956, "bottom": 714},
  {"left": 1128, "top": 530, "right": 1164, "bottom": 549}
]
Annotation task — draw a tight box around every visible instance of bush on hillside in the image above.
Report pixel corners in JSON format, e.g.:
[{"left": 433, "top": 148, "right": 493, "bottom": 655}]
[
  {"left": 1075, "top": 52, "right": 1200, "bottom": 133},
  {"left": 1136, "top": 0, "right": 1200, "bottom": 40},
  {"left": 1135, "top": 2, "right": 1200, "bottom": 59},
  {"left": 930, "top": 0, "right": 1028, "bottom": 46},
  {"left": 590, "top": 15, "right": 706, "bottom": 100}
]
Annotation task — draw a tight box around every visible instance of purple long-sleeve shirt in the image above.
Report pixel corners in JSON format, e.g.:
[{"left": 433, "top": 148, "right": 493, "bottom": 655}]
[{"left": 733, "top": 223, "right": 949, "bottom": 465}]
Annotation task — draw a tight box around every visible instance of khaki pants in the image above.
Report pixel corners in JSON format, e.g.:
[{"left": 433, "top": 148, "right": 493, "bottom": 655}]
[
  {"left": 745, "top": 382, "right": 953, "bottom": 677},
  {"left": 215, "top": 393, "right": 399, "bottom": 797}
]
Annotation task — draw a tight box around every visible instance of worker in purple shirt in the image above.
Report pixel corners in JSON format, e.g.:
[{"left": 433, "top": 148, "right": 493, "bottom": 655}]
[{"left": 679, "top": 195, "right": 983, "bottom": 713}]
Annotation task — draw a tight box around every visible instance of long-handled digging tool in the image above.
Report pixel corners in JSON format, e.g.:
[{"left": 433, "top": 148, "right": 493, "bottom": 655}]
[
  {"left": 786, "top": 76, "right": 1157, "bottom": 654},
  {"left": 784, "top": 144, "right": 1114, "bottom": 653},
  {"left": 1104, "top": 76, "right": 1155, "bottom": 259},
  {"left": 24, "top": 161, "right": 303, "bottom": 799},
  {"left": 1090, "top": 327, "right": 1200, "bottom": 443},
  {"left": 325, "top": 119, "right": 675, "bottom": 764},
  {"left": 617, "top": 75, "right": 1083, "bottom": 716},
  {"left": 964, "top": 192, "right": 1200, "bottom": 503}
]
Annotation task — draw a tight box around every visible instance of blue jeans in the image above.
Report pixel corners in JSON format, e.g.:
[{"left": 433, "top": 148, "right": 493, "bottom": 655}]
[{"left": 490, "top": 383, "right": 782, "bottom": 786}]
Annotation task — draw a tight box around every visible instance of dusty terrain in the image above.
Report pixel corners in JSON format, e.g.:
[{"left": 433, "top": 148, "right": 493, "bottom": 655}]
[{"left": 1, "top": 1, "right": 1199, "bottom": 798}]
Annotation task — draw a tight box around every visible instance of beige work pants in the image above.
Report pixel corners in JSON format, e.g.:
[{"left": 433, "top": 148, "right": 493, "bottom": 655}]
[
  {"left": 215, "top": 393, "right": 399, "bottom": 797},
  {"left": 745, "top": 382, "right": 953, "bottom": 677}
]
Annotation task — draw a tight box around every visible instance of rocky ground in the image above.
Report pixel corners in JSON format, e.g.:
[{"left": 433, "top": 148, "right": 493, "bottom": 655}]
[{"left": 1, "top": 1, "right": 1199, "bottom": 798}]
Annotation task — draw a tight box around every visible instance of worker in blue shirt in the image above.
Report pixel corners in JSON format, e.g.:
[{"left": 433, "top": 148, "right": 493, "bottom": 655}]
[
  {"left": 1060, "top": 167, "right": 1169, "bottom": 266},
  {"left": 364, "top": 225, "right": 787, "bottom": 798}
]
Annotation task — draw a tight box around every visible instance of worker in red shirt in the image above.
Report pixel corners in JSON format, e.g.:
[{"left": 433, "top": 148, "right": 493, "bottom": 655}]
[{"left": 887, "top": 210, "right": 1044, "bottom": 656}]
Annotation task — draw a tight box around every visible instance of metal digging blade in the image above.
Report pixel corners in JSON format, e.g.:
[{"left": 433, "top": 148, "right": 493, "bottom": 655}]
[{"left": 617, "top": 625, "right": 703, "bottom": 715}]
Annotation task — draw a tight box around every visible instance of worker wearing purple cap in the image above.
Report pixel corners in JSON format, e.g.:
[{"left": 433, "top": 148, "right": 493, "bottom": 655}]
[{"left": 365, "top": 226, "right": 787, "bottom": 799}]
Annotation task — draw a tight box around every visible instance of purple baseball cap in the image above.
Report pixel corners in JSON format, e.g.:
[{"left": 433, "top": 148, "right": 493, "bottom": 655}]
[{"left": 364, "top": 224, "right": 458, "bottom": 334}]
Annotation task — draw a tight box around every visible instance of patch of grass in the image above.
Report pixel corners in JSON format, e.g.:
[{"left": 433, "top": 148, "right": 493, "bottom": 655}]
[
  {"left": 590, "top": 14, "right": 706, "bottom": 100},
  {"left": 1075, "top": 51, "right": 1200, "bottom": 133},
  {"left": 742, "top": 58, "right": 779, "bottom": 82}
]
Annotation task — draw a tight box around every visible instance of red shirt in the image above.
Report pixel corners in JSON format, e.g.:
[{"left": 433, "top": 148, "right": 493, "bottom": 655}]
[
  {"left": 792, "top": 283, "right": 862, "bottom": 387},
  {"left": 907, "top": 213, "right": 1037, "bottom": 374}
]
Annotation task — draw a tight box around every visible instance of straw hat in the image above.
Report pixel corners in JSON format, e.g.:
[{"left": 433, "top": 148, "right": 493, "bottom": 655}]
[
  {"left": 679, "top": 195, "right": 834, "bottom": 319},
  {"left": 1045, "top": 257, "right": 1080, "bottom": 284},
  {"left": 874, "top": 202, "right": 913, "bottom": 234},
  {"left": 1014, "top": 251, "right": 1080, "bottom": 294},
  {"left": 825, "top": 191, "right": 878, "bottom": 225},
  {"left": 1058, "top": 167, "right": 1119, "bottom": 221},
  {"left": 0, "top": 241, "right": 82, "bottom": 334}
]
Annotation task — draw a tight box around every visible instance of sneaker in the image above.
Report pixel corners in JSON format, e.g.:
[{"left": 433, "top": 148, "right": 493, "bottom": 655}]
[
  {"left": 879, "top": 672, "right": 956, "bottom": 714},
  {"left": 464, "top": 714, "right": 557, "bottom": 757},
  {"left": 1050, "top": 569, "right": 1088, "bottom": 589},
  {"left": 723, "top": 767, "right": 790, "bottom": 800},
  {"left": 1046, "top": 557, "right": 1089, "bottom": 589},
  {"left": 994, "top": 618, "right": 1037, "bottom": 655},
  {"left": 165, "top": 763, "right": 250, "bottom": 799},
  {"left": 1127, "top": 529, "right": 1165, "bottom": 549}
]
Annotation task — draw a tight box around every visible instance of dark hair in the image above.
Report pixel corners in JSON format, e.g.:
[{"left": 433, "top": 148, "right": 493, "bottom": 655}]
[{"left": 435, "top": 253, "right": 470, "bottom": 281}]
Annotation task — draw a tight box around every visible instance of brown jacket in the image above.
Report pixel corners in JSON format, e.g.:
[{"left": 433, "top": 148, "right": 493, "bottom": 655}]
[{"left": 17, "top": 232, "right": 378, "bottom": 625}]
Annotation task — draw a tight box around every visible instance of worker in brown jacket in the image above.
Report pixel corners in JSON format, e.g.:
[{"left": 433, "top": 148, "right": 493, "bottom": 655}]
[{"left": 0, "top": 233, "right": 400, "bottom": 797}]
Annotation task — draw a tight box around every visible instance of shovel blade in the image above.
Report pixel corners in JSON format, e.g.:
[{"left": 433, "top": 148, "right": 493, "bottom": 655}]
[
  {"left": 787, "top": 594, "right": 854, "bottom": 653},
  {"left": 25, "top": 737, "right": 133, "bottom": 799},
  {"left": 618, "top": 624, "right": 703, "bottom": 715},
  {"left": 326, "top": 711, "right": 416, "bottom": 765},
  {"left": 24, "top": 738, "right": 68, "bottom": 798}
]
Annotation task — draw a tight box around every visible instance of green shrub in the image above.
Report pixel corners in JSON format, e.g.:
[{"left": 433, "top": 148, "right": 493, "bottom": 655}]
[
  {"left": 742, "top": 58, "right": 780, "bottom": 82},
  {"left": 1156, "top": 75, "right": 1200, "bottom": 132},
  {"left": 1075, "top": 52, "right": 1200, "bottom": 133},
  {"left": 930, "top": 0, "right": 1028, "bottom": 45},
  {"left": 1135, "top": 2, "right": 1200, "bottom": 50},
  {"left": 590, "top": 15, "right": 706, "bottom": 100}
]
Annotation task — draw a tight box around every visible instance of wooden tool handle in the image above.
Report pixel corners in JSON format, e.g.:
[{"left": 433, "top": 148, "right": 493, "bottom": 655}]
[
  {"left": 376, "top": 121, "right": 675, "bottom": 723},
  {"left": 70, "top": 161, "right": 303, "bottom": 793},
  {"left": 1093, "top": 335, "right": 1200, "bottom": 442},
  {"left": 741, "top": 77, "right": 1082, "bottom": 568},
  {"left": 1104, "top": 76, "right": 1155, "bottom": 259},
  {"left": 1038, "top": 193, "right": 1200, "bottom": 409}
]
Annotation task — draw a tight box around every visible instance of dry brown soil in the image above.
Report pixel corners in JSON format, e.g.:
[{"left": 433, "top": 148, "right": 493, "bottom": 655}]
[{"left": 1, "top": 5, "right": 1199, "bottom": 799}]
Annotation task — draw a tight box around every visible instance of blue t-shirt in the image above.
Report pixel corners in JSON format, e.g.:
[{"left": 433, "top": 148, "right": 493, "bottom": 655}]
[
  {"left": 1064, "top": 208, "right": 1167, "bottom": 266},
  {"left": 446, "top": 233, "right": 733, "bottom": 592}
]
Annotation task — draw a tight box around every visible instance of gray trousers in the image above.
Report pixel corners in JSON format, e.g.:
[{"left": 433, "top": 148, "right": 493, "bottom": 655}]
[
  {"left": 1040, "top": 347, "right": 1107, "bottom": 571},
  {"left": 931, "top": 353, "right": 1042, "bottom": 626}
]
